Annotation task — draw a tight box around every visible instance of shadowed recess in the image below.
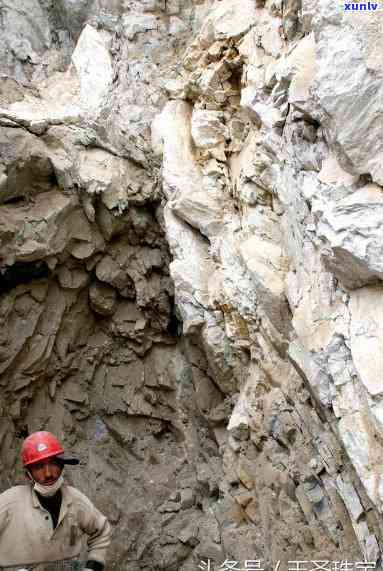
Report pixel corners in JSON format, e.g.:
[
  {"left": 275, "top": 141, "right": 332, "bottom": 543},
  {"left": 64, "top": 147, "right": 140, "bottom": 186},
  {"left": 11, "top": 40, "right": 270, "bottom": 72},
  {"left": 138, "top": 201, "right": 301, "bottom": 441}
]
[{"left": 0, "top": 261, "right": 50, "bottom": 294}]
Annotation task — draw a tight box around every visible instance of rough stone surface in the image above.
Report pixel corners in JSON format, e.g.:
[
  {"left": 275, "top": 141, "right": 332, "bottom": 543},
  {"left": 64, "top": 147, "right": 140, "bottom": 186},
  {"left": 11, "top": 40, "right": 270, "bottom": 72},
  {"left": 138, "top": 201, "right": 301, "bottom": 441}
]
[
  {"left": 2, "top": 0, "right": 383, "bottom": 570},
  {"left": 71, "top": 24, "right": 113, "bottom": 114},
  {"left": 316, "top": 184, "right": 383, "bottom": 289}
]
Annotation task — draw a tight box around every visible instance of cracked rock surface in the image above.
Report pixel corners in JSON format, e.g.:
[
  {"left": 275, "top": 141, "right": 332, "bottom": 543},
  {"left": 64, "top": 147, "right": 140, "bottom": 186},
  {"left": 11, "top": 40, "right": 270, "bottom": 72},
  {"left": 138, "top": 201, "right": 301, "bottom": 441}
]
[{"left": 1, "top": 1, "right": 383, "bottom": 569}]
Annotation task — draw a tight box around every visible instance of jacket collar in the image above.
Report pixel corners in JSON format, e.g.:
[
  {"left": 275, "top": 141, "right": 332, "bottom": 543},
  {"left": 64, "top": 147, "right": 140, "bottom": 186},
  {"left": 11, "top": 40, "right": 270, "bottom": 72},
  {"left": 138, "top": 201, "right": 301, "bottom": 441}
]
[{"left": 31, "top": 483, "right": 72, "bottom": 510}]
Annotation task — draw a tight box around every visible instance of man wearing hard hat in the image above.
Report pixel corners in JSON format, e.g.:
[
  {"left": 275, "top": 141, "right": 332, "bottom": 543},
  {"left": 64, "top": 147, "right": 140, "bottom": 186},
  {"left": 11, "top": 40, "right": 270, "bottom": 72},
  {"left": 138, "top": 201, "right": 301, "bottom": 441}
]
[{"left": 0, "top": 431, "right": 111, "bottom": 570}]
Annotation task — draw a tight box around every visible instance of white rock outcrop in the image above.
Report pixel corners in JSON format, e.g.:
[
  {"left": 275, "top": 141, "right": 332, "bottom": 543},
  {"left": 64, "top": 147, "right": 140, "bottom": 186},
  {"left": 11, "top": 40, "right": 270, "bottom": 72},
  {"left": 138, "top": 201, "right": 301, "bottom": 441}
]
[
  {"left": 316, "top": 184, "right": 383, "bottom": 288},
  {"left": 154, "top": 0, "right": 383, "bottom": 563},
  {"left": 71, "top": 24, "right": 113, "bottom": 114}
]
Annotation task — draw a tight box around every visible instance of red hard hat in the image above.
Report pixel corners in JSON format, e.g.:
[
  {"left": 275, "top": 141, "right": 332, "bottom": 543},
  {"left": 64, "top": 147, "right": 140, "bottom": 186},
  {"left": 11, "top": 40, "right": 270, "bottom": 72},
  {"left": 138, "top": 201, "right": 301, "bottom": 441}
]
[{"left": 21, "top": 431, "right": 65, "bottom": 467}]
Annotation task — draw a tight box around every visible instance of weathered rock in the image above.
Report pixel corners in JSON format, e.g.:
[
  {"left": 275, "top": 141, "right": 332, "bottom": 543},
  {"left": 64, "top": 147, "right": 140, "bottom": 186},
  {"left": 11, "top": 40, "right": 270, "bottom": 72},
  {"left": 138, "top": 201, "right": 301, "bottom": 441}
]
[
  {"left": 197, "top": 0, "right": 257, "bottom": 45},
  {"left": 89, "top": 281, "right": 117, "bottom": 316},
  {"left": 57, "top": 265, "right": 89, "bottom": 289},
  {"left": 227, "top": 363, "right": 264, "bottom": 437},
  {"left": 164, "top": 206, "right": 215, "bottom": 334},
  {"left": 178, "top": 521, "right": 199, "bottom": 546},
  {"left": 0, "top": 128, "right": 56, "bottom": 204},
  {"left": 0, "top": 0, "right": 51, "bottom": 80},
  {"left": 191, "top": 109, "right": 226, "bottom": 149},
  {"left": 288, "top": 340, "right": 332, "bottom": 407},
  {"left": 239, "top": 234, "right": 290, "bottom": 335},
  {"left": 316, "top": 185, "right": 383, "bottom": 289},
  {"left": 2, "top": 0, "right": 383, "bottom": 568},
  {"left": 71, "top": 24, "right": 113, "bottom": 114},
  {"left": 231, "top": 131, "right": 276, "bottom": 201},
  {"left": 201, "top": 315, "right": 238, "bottom": 395},
  {"left": 308, "top": 0, "right": 383, "bottom": 185},
  {"left": 54, "top": 0, "right": 96, "bottom": 38},
  {"left": 349, "top": 286, "right": 383, "bottom": 398},
  {"left": 318, "top": 155, "right": 359, "bottom": 188},
  {"left": 288, "top": 33, "right": 317, "bottom": 108},
  {"left": 338, "top": 411, "right": 383, "bottom": 511},
  {"left": 153, "top": 101, "right": 224, "bottom": 238},
  {"left": 0, "top": 191, "right": 78, "bottom": 264},
  {"left": 77, "top": 148, "right": 156, "bottom": 211}
]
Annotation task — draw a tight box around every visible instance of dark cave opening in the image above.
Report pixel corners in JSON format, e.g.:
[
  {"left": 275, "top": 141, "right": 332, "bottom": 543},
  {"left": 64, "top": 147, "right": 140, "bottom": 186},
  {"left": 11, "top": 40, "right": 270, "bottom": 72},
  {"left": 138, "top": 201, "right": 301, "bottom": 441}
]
[{"left": 0, "top": 261, "right": 50, "bottom": 294}]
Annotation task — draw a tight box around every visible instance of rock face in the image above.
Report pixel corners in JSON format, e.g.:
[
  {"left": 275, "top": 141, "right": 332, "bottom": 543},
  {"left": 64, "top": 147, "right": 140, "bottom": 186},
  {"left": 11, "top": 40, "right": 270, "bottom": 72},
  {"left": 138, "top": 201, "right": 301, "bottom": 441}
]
[{"left": 2, "top": 1, "right": 383, "bottom": 570}]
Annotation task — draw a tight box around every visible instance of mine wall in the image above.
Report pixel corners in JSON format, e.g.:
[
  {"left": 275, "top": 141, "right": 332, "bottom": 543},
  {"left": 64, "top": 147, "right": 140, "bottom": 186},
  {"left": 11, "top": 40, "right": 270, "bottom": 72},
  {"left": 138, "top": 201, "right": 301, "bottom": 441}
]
[{"left": 1, "top": 1, "right": 383, "bottom": 569}]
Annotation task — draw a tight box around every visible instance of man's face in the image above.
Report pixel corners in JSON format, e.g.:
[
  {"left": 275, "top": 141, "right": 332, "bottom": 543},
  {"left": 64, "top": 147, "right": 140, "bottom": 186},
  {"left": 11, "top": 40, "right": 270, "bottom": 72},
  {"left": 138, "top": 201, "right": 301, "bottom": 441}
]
[{"left": 29, "top": 457, "right": 63, "bottom": 485}]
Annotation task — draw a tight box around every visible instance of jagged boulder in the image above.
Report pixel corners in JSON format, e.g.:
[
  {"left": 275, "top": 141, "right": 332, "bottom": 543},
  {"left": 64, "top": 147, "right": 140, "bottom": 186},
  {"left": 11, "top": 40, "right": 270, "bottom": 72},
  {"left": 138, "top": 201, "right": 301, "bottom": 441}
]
[{"left": 316, "top": 184, "right": 383, "bottom": 289}]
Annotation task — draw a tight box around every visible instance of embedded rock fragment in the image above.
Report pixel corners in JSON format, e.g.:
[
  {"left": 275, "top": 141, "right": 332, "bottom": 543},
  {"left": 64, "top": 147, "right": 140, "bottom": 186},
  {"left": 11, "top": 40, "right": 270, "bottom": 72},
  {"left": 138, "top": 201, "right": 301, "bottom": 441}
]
[
  {"left": 227, "top": 363, "right": 263, "bottom": 438},
  {"left": 309, "top": 0, "right": 383, "bottom": 184},
  {"left": 336, "top": 473, "right": 380, "bottom": 562},
  {"left": 201, "top": 315, "right": 237, "bottom": 395},
  {"left": 211, "top": 232, "right": 258, "bottom": 323},
  {"left": 0, "top": 0, "right": 51, "bottom": 79},
  {"left": 191, "top": 109, "right": 227, "bottom": 149},
  {"left": 0, "top": 128, "right": 55, "bottom": 204},
  {"left": 316, "top": 185, "right": 383, "bottom": 289},
  {"left": 288, "top": 340, "right": 331, "bottom": 407},
  {"left": 77, "top": 148, "right": 156, "bottom": 211},
  {"left": 288, "top": 34, "right": 317, "bottom": 104},
  {"left": 164, "top": 206, "right": 215, "bottom": 334},
  {"left": 71, "top": 24, "right": 113, "bottom": 114},
  {"left": 89, "top": 281, "right": 117, "bottom": 316},
  {"left": 239, "top": 234, "right": 290, "bottom": 335},
  {"left": 318, "top": 155, "right": 359, "bottom": 188},
  {"left": 0, "top": 191, "right": 72, "bottom": 263},
  {"left": 57, "top": 265, "right": 89, "bottom": 289},
  {"left": 153, "top": 100, "right": 224, "bottom": 238},
  {"left": 338, "top": 411, "right": 383, "bottom": 511},
  {"left": 198, "top": 0, "right": 257, "bottom": 44},
  {"left": 123, "top": 13, "right": 159, "bottom": 41},
  {"left": 349, "top": 286, "right": 383, "bottom": 398}
]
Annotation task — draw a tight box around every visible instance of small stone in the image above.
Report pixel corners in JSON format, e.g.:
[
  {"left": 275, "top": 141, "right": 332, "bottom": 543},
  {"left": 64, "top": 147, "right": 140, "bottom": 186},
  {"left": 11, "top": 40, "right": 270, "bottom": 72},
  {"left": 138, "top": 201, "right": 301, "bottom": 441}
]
[
  {"left": 89, "top": 282, "right": 117, "bottom": 316},
  {"left": 159, "top": 501, "right": 181, "bottom": 513},
  {"left": 180, "top": 488, "right": 195, "bottom": 509},
  {"left": 161, "top": 513, "right": 176, "bottom": 527},
  {"left": 178, "top": 522, "right": 199, "bottom": 546},
  {"left": 169, "top": 491, "right": 181, "bottom": 502},
  {"left": 234, "top": 491, "right": 254, "bottom": 508},
  {"left": 237, "top": 465, "right": 254, "bottom": 490},
  {"left": 244, "top": 498, "right": 257, "bottom": 523}
]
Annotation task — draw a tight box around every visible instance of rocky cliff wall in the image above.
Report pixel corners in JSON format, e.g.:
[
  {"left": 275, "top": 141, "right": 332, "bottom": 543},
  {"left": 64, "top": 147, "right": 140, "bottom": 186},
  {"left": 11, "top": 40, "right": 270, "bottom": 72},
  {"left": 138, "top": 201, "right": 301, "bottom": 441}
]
[{"left": 1, "top": 1, "right": 383, "bottom": 569}]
